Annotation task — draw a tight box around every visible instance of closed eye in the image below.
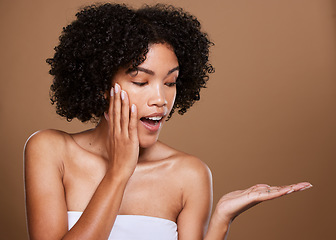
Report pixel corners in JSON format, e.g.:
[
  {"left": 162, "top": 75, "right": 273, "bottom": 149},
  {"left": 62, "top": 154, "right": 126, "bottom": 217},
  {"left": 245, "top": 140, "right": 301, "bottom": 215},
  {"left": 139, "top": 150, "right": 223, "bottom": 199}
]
[
  {"left": 132, "top": 82, "right": 148, "bottom": 86},
  {"left": 165, "top": 82, "right": 176, "bottom": 87}
]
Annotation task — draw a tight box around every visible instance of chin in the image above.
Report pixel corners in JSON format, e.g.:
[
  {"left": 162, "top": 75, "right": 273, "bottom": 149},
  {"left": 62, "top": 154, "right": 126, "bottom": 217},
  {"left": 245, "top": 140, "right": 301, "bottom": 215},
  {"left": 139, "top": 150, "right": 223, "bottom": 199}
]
[{"left": 138, "top": 134, "right": 160, "bottom": 149}]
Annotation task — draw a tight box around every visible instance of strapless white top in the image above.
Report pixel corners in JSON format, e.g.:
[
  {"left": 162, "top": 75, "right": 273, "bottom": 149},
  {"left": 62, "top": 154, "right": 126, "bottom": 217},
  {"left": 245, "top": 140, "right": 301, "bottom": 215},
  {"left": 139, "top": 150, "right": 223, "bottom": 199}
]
[{"left": 68, "top": 211, "right": 178, "bottom": 240}]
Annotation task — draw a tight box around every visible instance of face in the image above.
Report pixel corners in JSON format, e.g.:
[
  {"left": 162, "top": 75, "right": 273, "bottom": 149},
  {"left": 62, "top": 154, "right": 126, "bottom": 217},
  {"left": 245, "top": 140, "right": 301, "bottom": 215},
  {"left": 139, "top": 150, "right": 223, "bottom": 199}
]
[{"left": 112, "top": 43, "right": 179, "bottom": 148}]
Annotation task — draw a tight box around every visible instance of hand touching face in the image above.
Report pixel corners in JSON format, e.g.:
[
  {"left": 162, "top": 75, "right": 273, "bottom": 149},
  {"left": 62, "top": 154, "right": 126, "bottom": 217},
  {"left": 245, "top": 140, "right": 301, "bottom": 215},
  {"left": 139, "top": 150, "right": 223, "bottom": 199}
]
[{"left": 112, "top": 43, "right": 179, "bottom": 148}]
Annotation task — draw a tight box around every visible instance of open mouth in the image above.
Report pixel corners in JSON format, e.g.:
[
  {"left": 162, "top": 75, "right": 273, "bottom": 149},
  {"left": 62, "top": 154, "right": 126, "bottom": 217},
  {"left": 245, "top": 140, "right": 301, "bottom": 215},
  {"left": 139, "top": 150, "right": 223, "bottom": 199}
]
[
  {"left": 140, "top": 116, "right": 163, "bottom": 131},
  {"left": 140, "top": 116, "right": 163, "bottom": 126}
]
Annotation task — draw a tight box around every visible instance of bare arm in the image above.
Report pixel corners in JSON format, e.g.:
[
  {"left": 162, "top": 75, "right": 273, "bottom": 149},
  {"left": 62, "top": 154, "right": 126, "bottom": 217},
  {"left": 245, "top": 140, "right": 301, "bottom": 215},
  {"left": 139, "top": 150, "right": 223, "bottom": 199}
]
[
  {"left": 173, "top": 156, "right": 312, "bottom": 240},
  {"left": 176, "top": 158, "right": 213, "bottom": 240},
  {"left": 25, "top": 84, "right": 138, "bottom": 240}
]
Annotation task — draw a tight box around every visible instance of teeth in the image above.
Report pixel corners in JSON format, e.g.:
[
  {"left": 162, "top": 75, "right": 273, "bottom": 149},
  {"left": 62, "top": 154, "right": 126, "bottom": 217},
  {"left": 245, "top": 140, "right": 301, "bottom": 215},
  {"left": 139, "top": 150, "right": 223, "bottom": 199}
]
[{"left": 147, "top": 116, "right": 162, "bottom": 121}]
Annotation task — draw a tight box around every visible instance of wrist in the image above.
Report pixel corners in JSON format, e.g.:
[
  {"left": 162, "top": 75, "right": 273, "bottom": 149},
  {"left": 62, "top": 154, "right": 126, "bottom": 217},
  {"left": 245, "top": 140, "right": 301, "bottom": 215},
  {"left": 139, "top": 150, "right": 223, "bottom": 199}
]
[
  {"left": 105, "top": 168, "right": 130, "bottom": 185},
  {"left": 212, "top": 208, "right": 232, "bottom": 227},
  {"left": 107, "top": 159, "right": 136, "bottom": 180},
  {"left": 204, "top": 212, "right": 231, "bottom": 240}
]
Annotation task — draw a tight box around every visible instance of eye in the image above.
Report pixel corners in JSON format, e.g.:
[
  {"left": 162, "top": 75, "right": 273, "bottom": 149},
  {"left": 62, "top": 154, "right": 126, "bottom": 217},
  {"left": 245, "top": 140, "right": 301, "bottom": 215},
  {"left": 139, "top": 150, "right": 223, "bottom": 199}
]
[
  {"left": 132, "top": 82, "right": 148, "bottom": 86},
  {"left": 165, "top": 82, "right": 176, "bottom": 87}
]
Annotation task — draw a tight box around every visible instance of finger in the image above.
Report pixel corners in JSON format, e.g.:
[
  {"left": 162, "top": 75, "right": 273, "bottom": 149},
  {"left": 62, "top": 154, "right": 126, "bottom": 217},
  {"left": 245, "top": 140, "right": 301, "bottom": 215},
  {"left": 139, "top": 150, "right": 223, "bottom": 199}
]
[
  {"left": 254, "top": 182, "right": 312, "bottom": 201},
  {"left": 273, "top": 182, "right": 312, "bottom": 195},
  {"left": 285, "top": 182, "right": 313, "bottom": 193},
  {"left": 113, "top": 83, "right": 121, "bottom": 134},
  {"left": 120, "top": 90, "right": 130, "bottom": 136},
  {"left": 129, "top": 104, "right": 138, "bottom": 142},
  {"left": 264, "top": 185, "right": 297, "bottom": 200}
]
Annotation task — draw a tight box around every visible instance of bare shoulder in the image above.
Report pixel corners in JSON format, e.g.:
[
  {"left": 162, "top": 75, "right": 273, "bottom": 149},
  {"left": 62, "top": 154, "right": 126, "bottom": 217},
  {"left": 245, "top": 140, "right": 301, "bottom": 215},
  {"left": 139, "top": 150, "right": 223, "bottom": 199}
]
[
  {"left": 157, "top": 141, "right": 212, "bottom": 182},
  {"left": 158, "top": 143, "right": 213, "bottom": 239},
  {"left": 24, "top": 129, "right": 73, "bottom": 239},
  {"left": 178, "top": 153, "right": 211, "bottom": 180},
  {"left": 25, "top": 129, "right": 68, "bottom": 147},
  {"left": 24, "top": 129, "right": 71, "bottom": 165}
]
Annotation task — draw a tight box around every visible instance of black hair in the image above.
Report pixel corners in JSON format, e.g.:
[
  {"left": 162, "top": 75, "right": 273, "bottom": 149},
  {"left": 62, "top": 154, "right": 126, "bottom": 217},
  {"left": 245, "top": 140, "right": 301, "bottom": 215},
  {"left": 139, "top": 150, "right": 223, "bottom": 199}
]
[{"left": 47, "top": 3, "right": 214, "bottom": 122}]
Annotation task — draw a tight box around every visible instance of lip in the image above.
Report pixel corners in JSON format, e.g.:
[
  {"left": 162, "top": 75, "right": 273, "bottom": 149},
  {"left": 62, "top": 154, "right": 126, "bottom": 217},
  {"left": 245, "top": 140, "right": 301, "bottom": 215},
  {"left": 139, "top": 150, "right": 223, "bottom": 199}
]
[
  {"left": 141, "top": 119, "right": 162, "bottom": 132},
  {"left": 142, "top": 112, "right": 166, "bottom": 118},
  {"left": 140, "top": 112, "right": 166, "bottom": 132}
]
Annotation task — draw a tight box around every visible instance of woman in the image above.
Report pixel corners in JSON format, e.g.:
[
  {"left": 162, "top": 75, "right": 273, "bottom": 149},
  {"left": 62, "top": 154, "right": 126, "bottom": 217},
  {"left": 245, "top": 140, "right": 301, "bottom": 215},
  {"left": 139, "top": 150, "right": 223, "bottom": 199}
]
[{"left": 24, "top": 3, "right": 312, "bottom": 240}]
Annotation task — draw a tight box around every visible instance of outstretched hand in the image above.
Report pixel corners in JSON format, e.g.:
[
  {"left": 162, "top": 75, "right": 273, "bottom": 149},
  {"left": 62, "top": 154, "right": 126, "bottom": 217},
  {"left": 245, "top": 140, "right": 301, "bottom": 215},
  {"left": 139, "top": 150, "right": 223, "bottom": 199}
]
[
  {"left": 213, "top": 182, "right": 312, "bottom": 226},
  {"left": 104, "top": 83, "right": 139, "bottom": 179}
]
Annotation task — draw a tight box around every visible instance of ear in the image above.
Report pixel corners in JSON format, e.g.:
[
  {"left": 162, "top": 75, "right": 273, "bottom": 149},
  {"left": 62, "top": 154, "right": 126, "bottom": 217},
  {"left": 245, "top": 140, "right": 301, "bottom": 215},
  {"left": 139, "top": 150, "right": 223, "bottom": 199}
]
[{"left": 102, "top": 90, "right": 110, "bottom": 101}]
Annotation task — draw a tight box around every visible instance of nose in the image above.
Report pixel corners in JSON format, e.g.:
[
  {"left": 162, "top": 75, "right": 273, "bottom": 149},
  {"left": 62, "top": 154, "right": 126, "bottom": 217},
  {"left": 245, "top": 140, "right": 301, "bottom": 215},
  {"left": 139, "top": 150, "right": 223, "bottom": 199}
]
[{"left": 148, "top": 83, "right": 167, "bottom": 107}]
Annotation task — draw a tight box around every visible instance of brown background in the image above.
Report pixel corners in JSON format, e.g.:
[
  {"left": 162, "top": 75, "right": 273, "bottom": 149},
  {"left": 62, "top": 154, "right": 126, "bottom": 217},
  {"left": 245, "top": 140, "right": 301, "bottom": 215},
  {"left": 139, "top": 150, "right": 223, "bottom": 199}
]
[{"left": 1, "top": 0, "right": 335, "bottom": 239}]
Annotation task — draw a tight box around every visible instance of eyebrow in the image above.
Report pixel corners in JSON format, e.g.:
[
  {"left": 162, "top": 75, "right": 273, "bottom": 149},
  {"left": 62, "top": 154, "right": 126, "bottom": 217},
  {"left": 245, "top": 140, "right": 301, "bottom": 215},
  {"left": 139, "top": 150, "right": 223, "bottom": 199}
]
[
  {"left": 167, "top": 66, "right": 179, "bottom": 75},
  {"left": 126, "top": 66, "right": 179, "bottom": 76}
]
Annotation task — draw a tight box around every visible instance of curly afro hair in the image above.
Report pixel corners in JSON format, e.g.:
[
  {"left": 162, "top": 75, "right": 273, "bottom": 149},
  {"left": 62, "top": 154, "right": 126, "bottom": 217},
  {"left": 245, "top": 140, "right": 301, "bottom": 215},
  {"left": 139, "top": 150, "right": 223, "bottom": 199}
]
[{"left": 47, "top": 3, "right": 214, "bottom": 122}]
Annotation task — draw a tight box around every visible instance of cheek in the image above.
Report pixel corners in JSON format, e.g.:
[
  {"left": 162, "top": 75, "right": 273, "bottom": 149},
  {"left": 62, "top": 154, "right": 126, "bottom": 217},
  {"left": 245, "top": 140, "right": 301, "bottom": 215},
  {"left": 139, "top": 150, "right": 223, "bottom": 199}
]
[
  {"left": 123, "top": 87, "right": 144, "bottom": 109},
  {"left": 125, "top": 90, "right": 136, "bottom": 104},
  {"left": 168, "top": 89, "right": 177, "bottom": 109},
  {"left": 116, "top": 82, "right": 139, "bottom": 103}
]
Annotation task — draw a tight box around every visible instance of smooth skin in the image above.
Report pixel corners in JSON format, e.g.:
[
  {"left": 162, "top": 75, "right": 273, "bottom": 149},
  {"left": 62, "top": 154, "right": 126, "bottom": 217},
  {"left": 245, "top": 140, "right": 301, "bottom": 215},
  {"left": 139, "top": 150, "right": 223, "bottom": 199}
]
[{"left": 24, "top": 43, "right": 312, "bottom": 240}]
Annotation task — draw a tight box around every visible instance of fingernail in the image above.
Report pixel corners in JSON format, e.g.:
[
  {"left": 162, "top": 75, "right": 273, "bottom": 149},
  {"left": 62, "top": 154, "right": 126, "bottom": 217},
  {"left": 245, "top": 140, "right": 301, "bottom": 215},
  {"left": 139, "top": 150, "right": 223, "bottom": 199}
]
[
  {"left": 299, "top": 184, "right": 313, "bottom": 191},
  {"left": 131, "top": 104, "right": 136, "bottom": 113},
  {"left": 110, "top": 87, "right": 114, "bottom": 97},
  {"left": 115, "top": 83, "right": 120, "bottom": 94},
  {"left": 286, "top": 189, "right": 294, "bottom": 194},
  {"left": 121, "top": 90, "right": 125, "bottom": 100},
  {"left": 104, "top": 112, "right": 109, "bottom": 120}
]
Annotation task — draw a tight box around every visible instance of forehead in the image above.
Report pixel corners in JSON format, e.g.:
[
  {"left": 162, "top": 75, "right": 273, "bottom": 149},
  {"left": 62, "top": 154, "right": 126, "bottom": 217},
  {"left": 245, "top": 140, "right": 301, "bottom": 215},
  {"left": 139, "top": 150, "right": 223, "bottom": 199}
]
[
  {"left": 113, "top": 43, "right": 179, "bottom": 80},
  {"left": 138, "top": 43, "right": 179, "bottom": 71}
]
